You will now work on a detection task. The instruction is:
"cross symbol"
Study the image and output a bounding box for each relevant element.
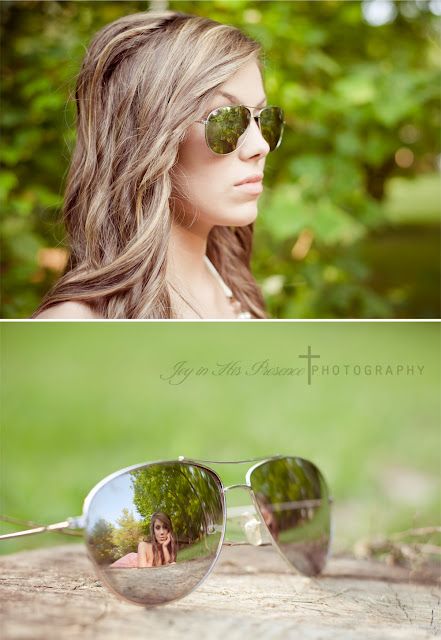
[298,346,320,385]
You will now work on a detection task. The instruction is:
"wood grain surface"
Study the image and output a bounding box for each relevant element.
[0,543,439,640]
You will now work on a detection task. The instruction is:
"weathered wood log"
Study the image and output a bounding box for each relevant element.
[0,543,439,639]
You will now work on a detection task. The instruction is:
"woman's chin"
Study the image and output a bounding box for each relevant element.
[221,205,259,227]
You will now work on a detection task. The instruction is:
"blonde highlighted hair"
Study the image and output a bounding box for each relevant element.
[34,10,267,318]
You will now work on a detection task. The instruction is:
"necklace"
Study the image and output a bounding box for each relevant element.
[167,256,252,319]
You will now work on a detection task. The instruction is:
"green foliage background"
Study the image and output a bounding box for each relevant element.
[1,0,440,317]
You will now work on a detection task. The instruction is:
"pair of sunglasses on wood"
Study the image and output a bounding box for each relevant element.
[196,105,285,155]
[1,455,333,607]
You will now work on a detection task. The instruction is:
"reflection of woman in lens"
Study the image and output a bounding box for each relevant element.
[138,512,177,567]
[33,10,277,320]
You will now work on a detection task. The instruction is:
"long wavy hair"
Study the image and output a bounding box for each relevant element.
[34,10,267,318]
[150,511,177,566]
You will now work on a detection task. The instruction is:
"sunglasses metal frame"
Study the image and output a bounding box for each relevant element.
[0,455,333,607]
[195,105,285,156]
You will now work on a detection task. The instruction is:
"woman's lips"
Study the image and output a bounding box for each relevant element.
[234,180,263,195]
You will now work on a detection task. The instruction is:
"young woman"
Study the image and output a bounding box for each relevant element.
[137,512,177,567]
[33,10,284,319]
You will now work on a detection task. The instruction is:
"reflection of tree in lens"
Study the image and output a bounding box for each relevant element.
[131,463,223,556]
[113,508,144,557]
[207,106,249,154]
[88,508,145,565]
[88,518,117,565]
[252,458,323,530]
[88,508,147,566]
[260,107,283,151]
[251,457,330,576]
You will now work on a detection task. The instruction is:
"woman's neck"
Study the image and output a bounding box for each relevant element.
[167,219,211,292]
[166,219,240,318]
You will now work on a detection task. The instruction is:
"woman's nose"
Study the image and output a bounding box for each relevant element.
[241,116,270,157]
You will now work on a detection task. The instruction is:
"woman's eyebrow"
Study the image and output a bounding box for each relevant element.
[217,90,267,106]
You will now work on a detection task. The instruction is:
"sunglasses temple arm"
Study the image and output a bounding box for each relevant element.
[0,515,84,540]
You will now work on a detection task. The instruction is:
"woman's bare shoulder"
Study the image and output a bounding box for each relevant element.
[34,301,102,320]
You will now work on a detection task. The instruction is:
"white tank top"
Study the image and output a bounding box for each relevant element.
[204,255,252,320]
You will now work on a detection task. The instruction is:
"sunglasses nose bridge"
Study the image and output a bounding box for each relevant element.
[222,482,251,493]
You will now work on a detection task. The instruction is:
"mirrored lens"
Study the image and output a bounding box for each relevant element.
[206,106,250,154]
[84,462,224,605]
[250,457,331,576]
[260,106,284,151]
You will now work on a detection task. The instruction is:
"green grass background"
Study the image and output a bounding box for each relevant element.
[1,322,439,555]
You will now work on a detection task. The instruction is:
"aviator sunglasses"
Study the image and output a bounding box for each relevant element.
[196,104,285,155]
[1,455,333,607]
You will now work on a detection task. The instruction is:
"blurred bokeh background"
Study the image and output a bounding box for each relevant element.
[1,321,440,557]
[1,0,440,318]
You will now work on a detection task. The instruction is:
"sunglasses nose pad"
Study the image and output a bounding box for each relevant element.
[225,487,273,545]
[241,511,273,546]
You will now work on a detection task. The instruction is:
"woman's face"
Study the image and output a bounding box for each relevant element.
[153,518,169,543]
[171,59,270,233]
